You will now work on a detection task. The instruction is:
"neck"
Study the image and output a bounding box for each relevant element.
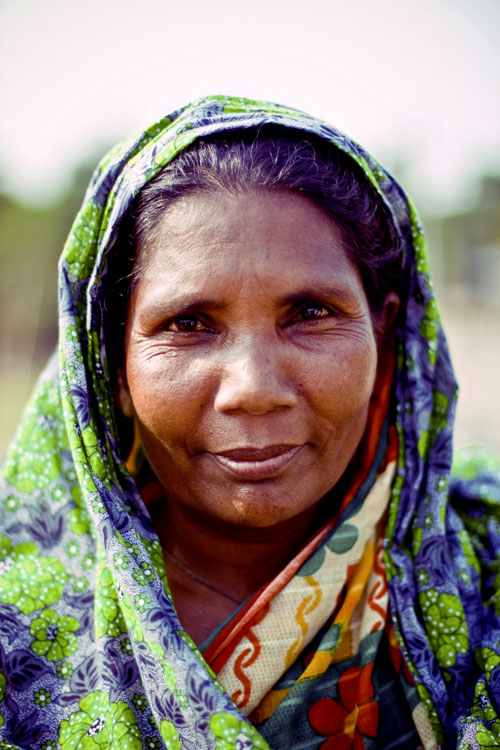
[150,495,323,601]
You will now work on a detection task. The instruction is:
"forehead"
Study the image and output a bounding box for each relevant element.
[136,189,363,293]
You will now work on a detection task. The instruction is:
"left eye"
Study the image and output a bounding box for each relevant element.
[295,304,333,322]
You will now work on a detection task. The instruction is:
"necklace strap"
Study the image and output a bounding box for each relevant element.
[163,548,243,605]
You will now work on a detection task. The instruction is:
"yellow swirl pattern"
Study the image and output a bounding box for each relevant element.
[285,575,322,668]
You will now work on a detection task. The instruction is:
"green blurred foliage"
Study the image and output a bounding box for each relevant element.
[0,161,96,455]
[0,163,96,364]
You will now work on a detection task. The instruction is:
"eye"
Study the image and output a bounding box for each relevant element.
[293,302,335,323]
[164,315,209,333]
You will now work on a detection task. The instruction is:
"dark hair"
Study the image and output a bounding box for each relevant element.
[105,128,401,365]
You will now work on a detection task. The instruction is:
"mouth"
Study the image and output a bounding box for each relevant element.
[207,444,303,480]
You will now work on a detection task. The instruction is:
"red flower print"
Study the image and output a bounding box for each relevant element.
[308,663,378,749]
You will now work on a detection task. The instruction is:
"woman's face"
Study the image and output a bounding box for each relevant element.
[119,189,379,528]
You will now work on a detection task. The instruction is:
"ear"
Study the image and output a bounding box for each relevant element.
[376,291,400,337]
[116,370,134,418]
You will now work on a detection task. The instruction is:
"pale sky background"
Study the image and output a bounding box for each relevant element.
[1,0,499,212]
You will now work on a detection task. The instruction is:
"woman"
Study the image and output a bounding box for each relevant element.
[0,95,499,750]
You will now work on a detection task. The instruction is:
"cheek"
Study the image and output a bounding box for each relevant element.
[127,355,215,438]
[306,338,378,419]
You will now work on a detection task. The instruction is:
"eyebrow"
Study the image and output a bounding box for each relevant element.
[140,283,358,318]
[141,296,226,317]
[279,284,357,306]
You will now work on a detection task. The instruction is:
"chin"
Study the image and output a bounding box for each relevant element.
[207,486,318,530]
[227,507,290,529]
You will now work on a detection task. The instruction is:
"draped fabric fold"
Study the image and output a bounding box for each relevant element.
[0,95,499,750]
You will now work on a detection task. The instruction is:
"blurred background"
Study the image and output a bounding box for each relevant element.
[1,0,499,457]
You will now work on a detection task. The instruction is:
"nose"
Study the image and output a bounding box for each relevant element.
[213,336,298,415]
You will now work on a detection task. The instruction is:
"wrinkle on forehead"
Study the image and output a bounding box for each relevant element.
[134,190,366,310]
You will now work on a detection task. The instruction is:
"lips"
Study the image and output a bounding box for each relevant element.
[207,444,303,480]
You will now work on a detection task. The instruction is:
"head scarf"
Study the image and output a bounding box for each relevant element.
[1,95,499,750]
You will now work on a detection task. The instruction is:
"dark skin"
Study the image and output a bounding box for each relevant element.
[118,189,399,645]
[149,498,322,644]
